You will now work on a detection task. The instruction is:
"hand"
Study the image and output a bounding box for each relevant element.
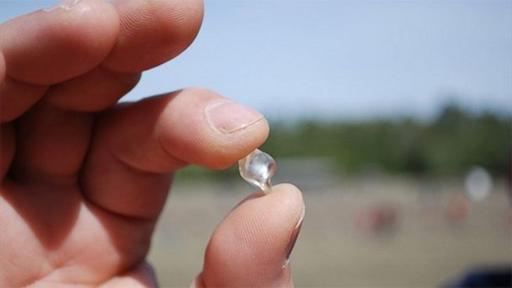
[0,0,305,287]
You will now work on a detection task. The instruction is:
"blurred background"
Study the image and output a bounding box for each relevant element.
[2,1,511,287]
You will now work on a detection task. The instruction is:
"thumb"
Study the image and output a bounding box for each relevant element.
[193,184,305,288]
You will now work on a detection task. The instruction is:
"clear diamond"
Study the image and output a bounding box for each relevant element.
[238,149,277,193]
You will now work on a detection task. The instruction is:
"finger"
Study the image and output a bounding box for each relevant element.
[0,77,47,123]
[44,67,141,112]
[11,102,94,185]
[0,35,46,124]
[83,88,269,219]
[41,0,204,111]
[102,0,203,72]
[0,0,119,85]
[0,0,119,122]
[0,51,43,123]
[196,184,305,288]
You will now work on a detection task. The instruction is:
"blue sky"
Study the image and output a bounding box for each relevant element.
[1,1,511,121]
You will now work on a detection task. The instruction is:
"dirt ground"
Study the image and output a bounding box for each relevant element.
[148,177,512,287]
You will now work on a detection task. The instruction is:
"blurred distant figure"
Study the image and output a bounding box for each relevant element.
[354,203,400,237]
[445,193,470,225]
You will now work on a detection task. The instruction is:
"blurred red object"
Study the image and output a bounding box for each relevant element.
[445,193,470,224]
[354,203,400,236]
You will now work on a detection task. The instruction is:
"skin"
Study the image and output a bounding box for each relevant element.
[0,0,305,287]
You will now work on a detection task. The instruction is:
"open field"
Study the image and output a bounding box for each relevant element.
[148,178,511,287]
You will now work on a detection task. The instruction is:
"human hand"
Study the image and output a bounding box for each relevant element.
[0,0,305,287]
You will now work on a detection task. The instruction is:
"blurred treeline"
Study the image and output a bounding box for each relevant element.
[178,105,511,180]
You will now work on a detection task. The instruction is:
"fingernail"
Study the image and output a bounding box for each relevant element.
[205,100,264,134]
[44,0,82,12]
[284,206,305,267]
